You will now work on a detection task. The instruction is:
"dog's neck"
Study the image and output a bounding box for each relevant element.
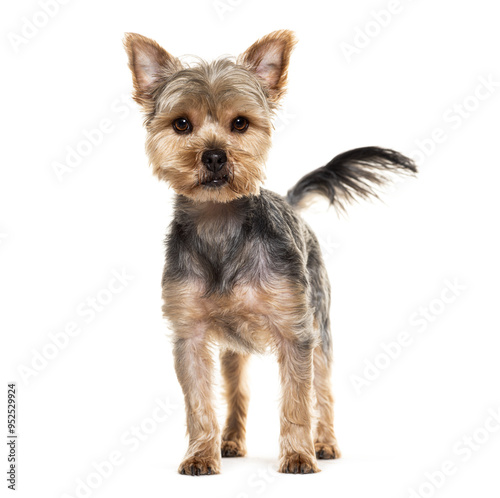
[174,194,250,244]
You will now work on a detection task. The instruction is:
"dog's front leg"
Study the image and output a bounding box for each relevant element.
[173,330,221,476]
[277,337,319,474]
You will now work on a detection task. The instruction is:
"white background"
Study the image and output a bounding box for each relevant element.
[2,0,500,497]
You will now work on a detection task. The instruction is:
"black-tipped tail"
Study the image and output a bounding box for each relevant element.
[286,147,417,212]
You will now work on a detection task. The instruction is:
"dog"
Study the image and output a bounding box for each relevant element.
[124,29,416,475]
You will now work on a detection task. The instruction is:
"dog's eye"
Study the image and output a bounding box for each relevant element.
[232,117,249,133]
[172,118,192,134]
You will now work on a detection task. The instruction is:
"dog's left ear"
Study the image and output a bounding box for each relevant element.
[238,29,297,102]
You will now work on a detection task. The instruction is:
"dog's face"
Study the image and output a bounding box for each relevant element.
[124,30,296,203]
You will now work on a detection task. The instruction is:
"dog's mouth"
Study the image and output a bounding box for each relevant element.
[201,175,229,188]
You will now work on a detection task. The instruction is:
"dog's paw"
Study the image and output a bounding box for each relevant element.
[315,441,341,460]
[178,455,220,476]
[279,453,319,474]
[221,439,246,457]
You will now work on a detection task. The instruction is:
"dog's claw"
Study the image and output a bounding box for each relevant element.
[279,453,319,474]
[178,456,220,476]
[221,439,246,457]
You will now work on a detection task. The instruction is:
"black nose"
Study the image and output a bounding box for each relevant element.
[202,149,227,172]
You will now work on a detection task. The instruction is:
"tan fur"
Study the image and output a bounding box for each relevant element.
[123,31,292,204]
[163,274,326,473]
[146,80,271,203]
[162,277,316,354]
[237,29,297,102]
[173,333,221,475]
[123,33,183,117]
[313,346,341,459]
[277,338,319,473]
[220,350,250,457]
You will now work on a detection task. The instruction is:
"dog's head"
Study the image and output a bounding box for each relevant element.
[124,30,296,203]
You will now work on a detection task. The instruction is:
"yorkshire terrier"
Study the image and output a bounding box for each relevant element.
[124,30,416,475]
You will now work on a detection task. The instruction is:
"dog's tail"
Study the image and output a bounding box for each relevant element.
[286,146,417,212]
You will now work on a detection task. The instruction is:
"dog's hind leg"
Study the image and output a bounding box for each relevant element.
[220,349,250,457]
[313,344,341,459]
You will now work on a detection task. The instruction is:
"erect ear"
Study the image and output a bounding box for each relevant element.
[237,29,297,102]
[123,33,182,112]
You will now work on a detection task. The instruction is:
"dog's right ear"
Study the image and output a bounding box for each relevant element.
[123,33,182,115]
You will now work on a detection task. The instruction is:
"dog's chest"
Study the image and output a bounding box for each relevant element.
[198,280,283,353]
